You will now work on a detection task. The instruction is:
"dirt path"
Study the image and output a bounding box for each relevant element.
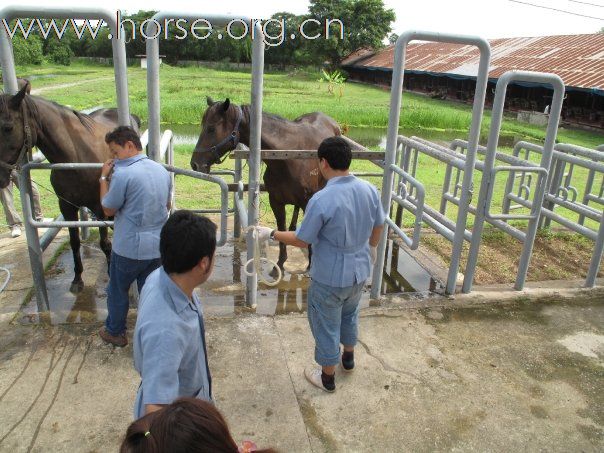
[30,77,114,95]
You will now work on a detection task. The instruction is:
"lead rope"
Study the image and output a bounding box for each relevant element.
[242,226,282,287]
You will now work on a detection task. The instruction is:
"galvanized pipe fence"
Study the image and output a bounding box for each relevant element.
[1,11,602,311]
[370,31,492,298]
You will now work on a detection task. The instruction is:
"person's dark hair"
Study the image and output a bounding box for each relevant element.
[317,136,352,170]
[105,126,143,151]
[160,210,217,274]
[120,398,279,453]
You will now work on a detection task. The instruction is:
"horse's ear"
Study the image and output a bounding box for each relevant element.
[9,84,28,110]
[222,98,230,112]
[206,96,214,106]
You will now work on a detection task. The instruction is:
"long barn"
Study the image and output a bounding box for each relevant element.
[341,33,604,130]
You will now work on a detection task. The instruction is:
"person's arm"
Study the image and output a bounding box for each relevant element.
[273,230,309,248]
[139,328,185,414]
[145,404,165,415]
[100,181,116,217]
[369,225,384,247]
[100,161,126,217]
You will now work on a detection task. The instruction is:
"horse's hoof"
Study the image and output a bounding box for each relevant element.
[269,266,282,279]
[69,280,84,293]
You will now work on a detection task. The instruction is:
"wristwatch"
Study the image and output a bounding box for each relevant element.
[270,229,276,241]
[99,176,108,182]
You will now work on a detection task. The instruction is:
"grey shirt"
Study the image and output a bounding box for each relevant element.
[133,267,212,419]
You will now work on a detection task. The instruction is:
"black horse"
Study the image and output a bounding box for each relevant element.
[0,83,140,292]
[190,97,342,271]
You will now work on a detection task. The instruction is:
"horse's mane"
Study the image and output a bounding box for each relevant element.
[0,93,95,133]
[241,104,292,124]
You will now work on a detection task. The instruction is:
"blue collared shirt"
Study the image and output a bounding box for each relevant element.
[133,267,212,419]
[296,175,386,288]
[101,154,171,260]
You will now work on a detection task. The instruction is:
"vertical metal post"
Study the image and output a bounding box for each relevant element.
[461,71,564,293]
[245,23,265,306]
[18,168,49,311]
[234,157,242,238]
[579,168,595,226]
[146,21,161,162]
[586,211,604,287]
[0,26,18,93]
[370,32,491,299]
[80,207,90,240]
[514,75,564,290]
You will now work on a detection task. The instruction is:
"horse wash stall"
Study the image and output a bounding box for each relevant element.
[1,9,603,313]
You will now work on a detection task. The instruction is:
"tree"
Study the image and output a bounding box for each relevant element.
[11,34,44,65]
[307,0,395,65]
[45,38,73,65]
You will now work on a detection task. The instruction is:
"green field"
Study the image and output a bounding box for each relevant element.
[4,61,604,233]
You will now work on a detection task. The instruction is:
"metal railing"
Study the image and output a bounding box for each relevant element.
[19,128,232,311]
[370,31,492,298]
[499,141,604,287]
[146,11,265,306]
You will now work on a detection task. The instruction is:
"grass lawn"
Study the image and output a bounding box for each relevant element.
[4,62,604,268]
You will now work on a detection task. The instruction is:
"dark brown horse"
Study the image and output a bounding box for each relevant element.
[190,97,341,271]
[0,83,140,292]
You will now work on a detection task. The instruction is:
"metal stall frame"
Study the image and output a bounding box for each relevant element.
[0,6,130,124]
[0,6,132,312]
[19,158,230,311]
[500,141,604,287]
[370,31,491,298]
[462,71,565,292]
[146,13,264,306]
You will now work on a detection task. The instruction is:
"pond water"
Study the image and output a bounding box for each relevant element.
[149,123,520,150]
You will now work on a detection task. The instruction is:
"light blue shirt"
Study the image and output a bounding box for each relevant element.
[133,267,212,419]
[102,154,171,260]
[296,175,386,288]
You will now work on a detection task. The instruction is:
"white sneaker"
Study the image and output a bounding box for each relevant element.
[10,225,21,238]
[304,366,335,393]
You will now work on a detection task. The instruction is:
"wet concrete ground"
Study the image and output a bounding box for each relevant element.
[1,232,603,452]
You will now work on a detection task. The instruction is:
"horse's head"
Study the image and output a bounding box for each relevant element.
[0,83,32,188]
[191,97,243,174]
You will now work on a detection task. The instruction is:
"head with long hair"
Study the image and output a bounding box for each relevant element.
[120,398,277,453]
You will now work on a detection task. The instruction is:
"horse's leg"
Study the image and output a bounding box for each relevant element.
[288,206,299,231]
[99,226,112,270]
[60,200,84,293]
[290,205,312,272]
[268,193,287,275]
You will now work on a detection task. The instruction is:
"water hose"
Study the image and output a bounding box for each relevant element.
[243,226,282,287]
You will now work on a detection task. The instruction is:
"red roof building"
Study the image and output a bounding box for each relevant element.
[342,34,604,128]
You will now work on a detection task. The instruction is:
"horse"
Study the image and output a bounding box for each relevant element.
[0,82,140,292]
[190,97,341,272]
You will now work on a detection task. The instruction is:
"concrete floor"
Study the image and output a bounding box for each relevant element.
[0,233,603,452]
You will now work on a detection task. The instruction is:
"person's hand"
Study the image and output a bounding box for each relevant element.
[370,245,377,265]
[101,159,115,178]
[255,226,273,243]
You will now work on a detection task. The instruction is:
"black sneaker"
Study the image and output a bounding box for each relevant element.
[341,350,354,373]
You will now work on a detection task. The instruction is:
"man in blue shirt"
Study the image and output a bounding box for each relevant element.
[98,126,171,347]
[258,136,385,392]
[133,210,215,418]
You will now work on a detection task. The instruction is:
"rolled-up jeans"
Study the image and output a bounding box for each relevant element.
[1,170,42,227]
[105,252,161,336]
[307,279,365,367]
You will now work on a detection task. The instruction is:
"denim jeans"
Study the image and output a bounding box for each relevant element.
[307,279,365,367]
[105,252,161,336]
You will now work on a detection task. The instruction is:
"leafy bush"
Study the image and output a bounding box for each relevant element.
[11,35,43,65]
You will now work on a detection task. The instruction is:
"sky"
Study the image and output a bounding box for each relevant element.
[11,0,604,39]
